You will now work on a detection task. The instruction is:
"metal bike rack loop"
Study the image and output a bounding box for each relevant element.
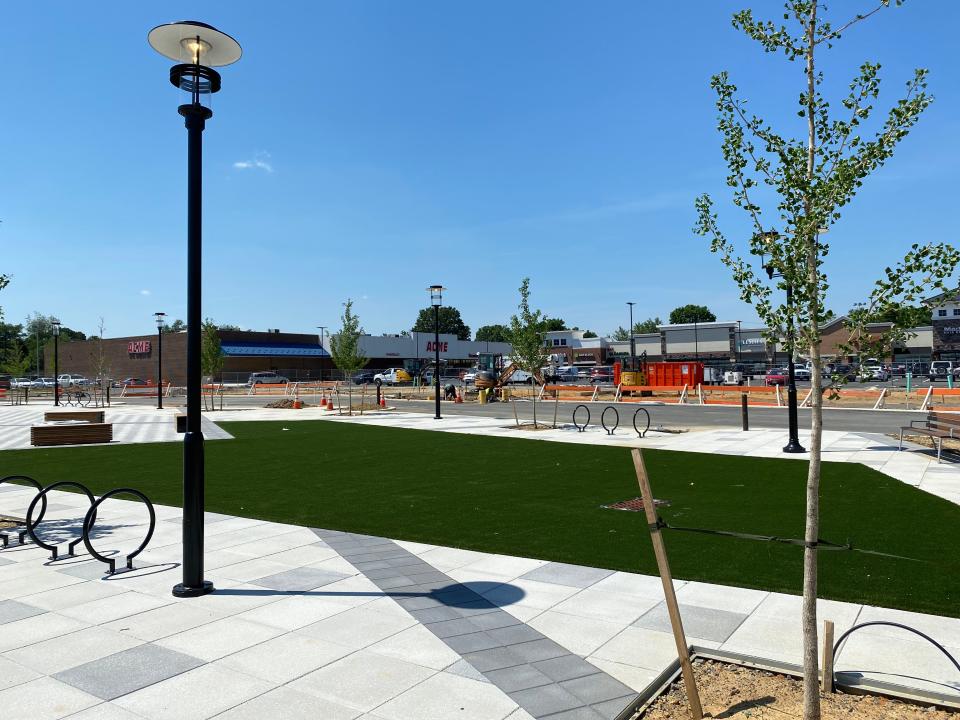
[25,481,97,561]
[82,488,156,575]
[0,475,48,548]
[572,404,590,432]
[601,406,619,436]
[632,407,651,438]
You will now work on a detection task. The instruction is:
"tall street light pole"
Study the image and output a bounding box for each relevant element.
[736,320,742,364]
[155,312,166,409]
[149,20,242,598]
[52,320,61,406]
[428,285,445,420]
[627,301,636,371]
[317,326,327,382]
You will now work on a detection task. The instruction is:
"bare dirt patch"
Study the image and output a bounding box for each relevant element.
[637,660,955,719]
[264,399,313,409]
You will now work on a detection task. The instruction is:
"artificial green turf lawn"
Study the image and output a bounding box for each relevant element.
[4,420,958,617]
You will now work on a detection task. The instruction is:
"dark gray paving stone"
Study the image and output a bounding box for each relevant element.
[542,708,606,719]
[508,639,570,664]
[54,644,204,700]
[452,600,501,617]
[395,596,448,612]
[519,562,614,589]
[508,684,585,717]
[461,646,526,672]
[484,664,553,693]
[250,567,348,592]
[445,631,503,654]
[425,617,482,639]
[0,599,46,624]
[533,655,602,682]
[363,567,415,580]
[560,673,636,704]
[311,528,349,540]
[56,561,109,580]
[486,623,543,646]
[350,560,395,571]
[462,610,520,632]
[634,602,748,643]
[375,576,419,590]
[404,570,452,584]
[591,695,639,718]
[410,606,464,623]
[382,555,435,569]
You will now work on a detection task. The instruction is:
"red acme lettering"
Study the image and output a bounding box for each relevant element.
[128,340,152,354]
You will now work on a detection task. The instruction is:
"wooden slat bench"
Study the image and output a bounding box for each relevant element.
[43,410,105,423]
[899,412,960,463]
[30,423,113,447]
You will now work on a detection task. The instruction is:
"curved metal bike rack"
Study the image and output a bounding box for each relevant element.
[632,407,651,438]
[572,404,590,432]
[601,406,619,436]
[25,481,97,561]
[82,488,156,575]
[0,475,48,548]
[832,621,960,688]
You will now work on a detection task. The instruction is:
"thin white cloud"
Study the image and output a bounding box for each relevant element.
[140,289,151,296]
[233,151,274,174]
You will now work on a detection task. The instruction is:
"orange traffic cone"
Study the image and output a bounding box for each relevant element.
[380,395,386,408]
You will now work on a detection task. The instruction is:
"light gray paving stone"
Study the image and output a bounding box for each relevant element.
[164,511,233,524]
[53,644,204,700]
[214,685,359,720]
[0,556,13,566]
[443,658,490,684]
[0,599,46,624]
[56,561,111,580]
[249,566,349,592]
[634,602,747,643]
[519,563,615,589]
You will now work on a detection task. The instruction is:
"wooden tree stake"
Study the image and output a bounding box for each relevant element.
[632,449,703,720]
[822,620,835,693]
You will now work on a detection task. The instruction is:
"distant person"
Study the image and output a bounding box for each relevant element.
[444,383,457,400]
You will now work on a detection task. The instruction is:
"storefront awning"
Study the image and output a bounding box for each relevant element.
[220,343,329,358]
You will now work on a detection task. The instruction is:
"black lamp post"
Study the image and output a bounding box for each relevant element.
[149,20,241,598]
[155,312,166,409]
[627,301,636,371]
[761,231,805,454]
[736,320,742,364]
[317,326,327,382]
[428,285,445,419]
[52,320,60,406]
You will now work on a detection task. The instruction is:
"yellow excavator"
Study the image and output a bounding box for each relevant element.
[474,353,542,390]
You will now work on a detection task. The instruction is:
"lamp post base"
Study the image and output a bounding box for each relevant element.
[782,439,807,454]
[172,580,214,598]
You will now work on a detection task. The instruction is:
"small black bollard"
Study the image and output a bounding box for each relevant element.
[741,393,749,431]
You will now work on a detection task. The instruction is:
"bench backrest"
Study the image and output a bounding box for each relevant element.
[928,412,960,429]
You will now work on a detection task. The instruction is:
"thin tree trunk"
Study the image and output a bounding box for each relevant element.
[802,3,822,719]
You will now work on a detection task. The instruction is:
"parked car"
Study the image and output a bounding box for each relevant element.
[12,377,35,388]
[0,374,11,390]
[764,368,787,386]
[373,368,412,385]
[507,368,534,384]
[461,370,477,384]
[930,361,954,381]
[120,377,149,386]
[31,377,55,388]
[542,366,579,383]
[722,370,744,386]
[907,362,930,377]
[246,372,289,386]
[861,365,889,382]
[831,364,857,382]
[793,367,812,381]
[589,366,614,385]
[352,371,376,385]
[58,373,90,387]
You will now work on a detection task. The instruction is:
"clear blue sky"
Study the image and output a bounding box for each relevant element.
[2,1,956,338]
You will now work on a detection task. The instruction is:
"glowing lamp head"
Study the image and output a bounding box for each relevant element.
[428,285,445,307]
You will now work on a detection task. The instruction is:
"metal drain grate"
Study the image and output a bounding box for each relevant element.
[602,497,670,512]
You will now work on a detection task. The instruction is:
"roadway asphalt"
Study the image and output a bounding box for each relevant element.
[120,393,924,434]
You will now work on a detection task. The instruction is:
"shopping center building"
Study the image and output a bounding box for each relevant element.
[47,329,511,385]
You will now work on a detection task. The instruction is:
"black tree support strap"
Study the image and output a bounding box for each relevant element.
[652,516,927,563]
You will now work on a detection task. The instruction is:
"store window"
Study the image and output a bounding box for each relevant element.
[939,309,948,317]
[953,309,960,316]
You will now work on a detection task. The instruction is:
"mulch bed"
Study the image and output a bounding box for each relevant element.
[637,659,955,719]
